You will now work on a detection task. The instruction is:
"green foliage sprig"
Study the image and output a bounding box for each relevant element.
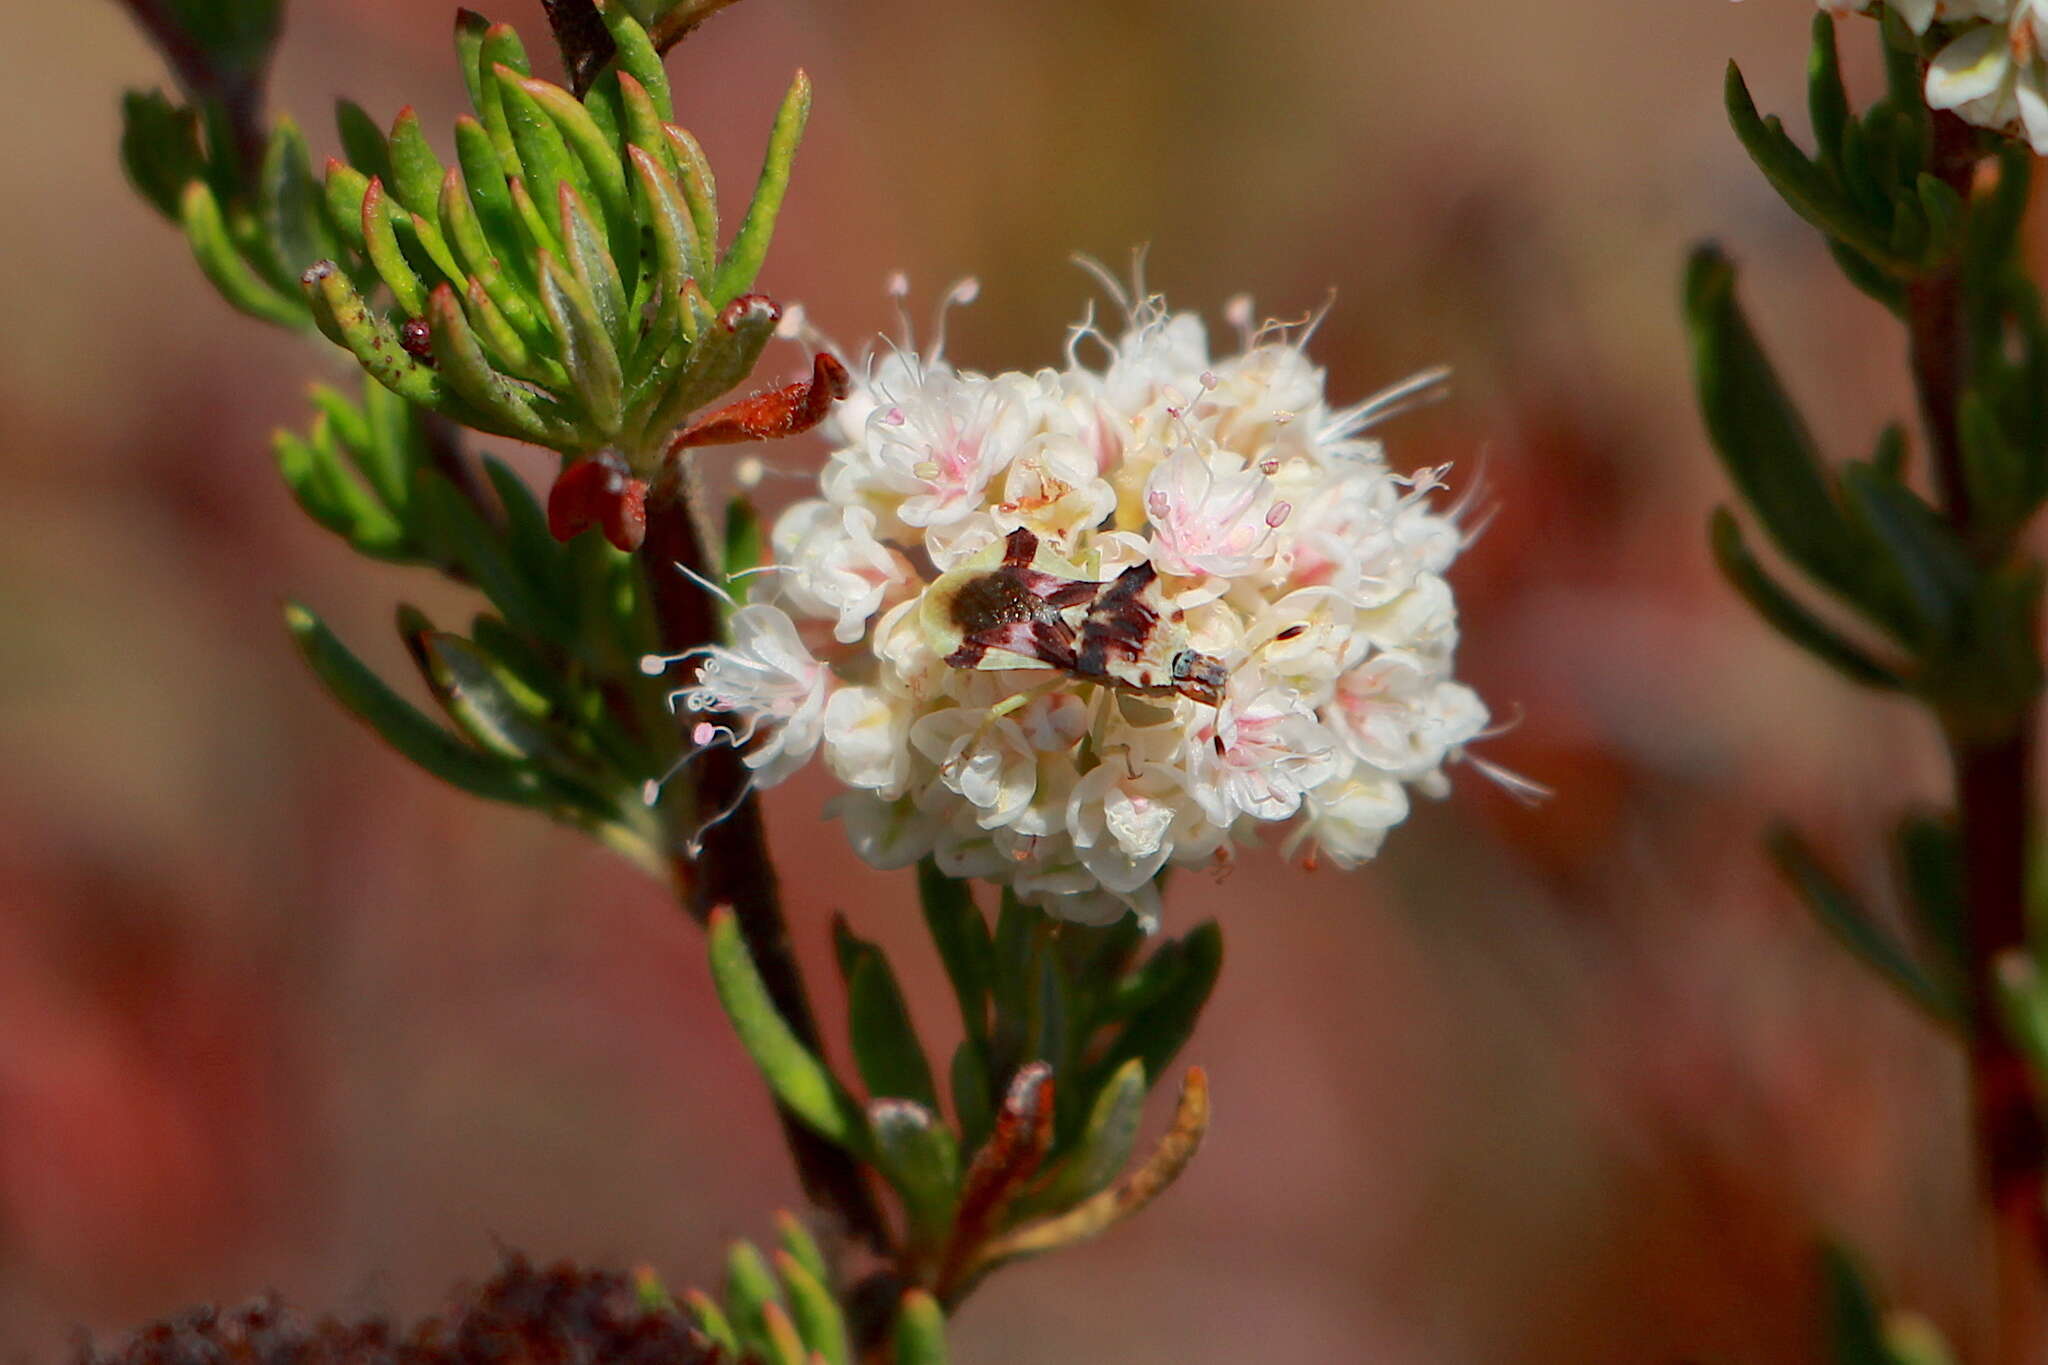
[1694,9,2048,1358]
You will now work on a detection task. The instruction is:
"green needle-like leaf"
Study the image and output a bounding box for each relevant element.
[1822,1244,1894,1365]
[891,1291,949,1365]
[869,1100,963,1254]
[597,0,674,121]
[1724,63,1906,269]
[260,118,340,285]
[121,90,205,219]
[684,1290,739,1357]
[285,603,544,806]
[1087,921,1221,1092]
[1709,509,1905,690]
[361,177,429,316]
[1685,246,1866,607]
[772,1251,849,1365]
[919,860,994,1049]
[387,108,448,221]
[715,70,810,303]
[180,180,305,328]
[1769,826,1963,1025]
[1808,12,1849,177]
[774,1210,830,1289]
[707,909,872,1154]
[1030,1056,1145,1213]
[274,426,407,557]
[722,1240,783,1361]
[521,76,633,244]
[336,98,393,185]
[835,920,939,1108]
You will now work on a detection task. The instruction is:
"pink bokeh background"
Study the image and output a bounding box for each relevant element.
[0,2,2010,1359]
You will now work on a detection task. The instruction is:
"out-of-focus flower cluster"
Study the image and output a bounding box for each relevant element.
[1818,1,2048,150]
[669,283,1489,926]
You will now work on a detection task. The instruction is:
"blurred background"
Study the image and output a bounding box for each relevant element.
[0,1,2005,1360]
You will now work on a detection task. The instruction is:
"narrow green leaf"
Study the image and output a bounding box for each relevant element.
[1916,173,1964,263]
[596,0,673,121]
[121,90,204,219]
[559,182,629,349]
[1709,509,1905,689]
[387,107,447,221]
[1087,921,1222,1091]
[335,98,392,183]
[772,1251,849,1365]
[1839,462,1976,646]
[707,909,872,1154]
[1724,63,1905,268]
[1808,12,1849,176]
[404,625,560,764]
[1829,240,1907,315]
[538,249,626,437]
[521,75,633,246]
[919,860,994,1048]
[891,1291,948,1365]
[684,1290,739,1356]
[274,426,407,556]
[452,115,533,283]
[665,125,720,269]
[629,142,702,313]
[259,117,339,284]
[950,1039,993,1157]
[180,180,305,328]
[476,23,532,171]
[773,1210,830,1290]
[715,69,810,302]
[284,603,543,806]
[869,1100,962,1254]
[426,284,559,444]
[643,292,778,439]
[360,177,428,316]
[1033,1056,1145,1210]
[1769,826,1962,1024]
[723,1240,783,1360]
[1822,1243,1893,1365]
[454,9,491,114]
[412,470,572,642]
[1685,245,1863,603]
[1896,813,1965,986]
[834,920,939,1108]
[494,66,588,236]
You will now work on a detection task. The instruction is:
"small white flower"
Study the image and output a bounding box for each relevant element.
[1144,446,1287,579]
[1184,675,1341,826]
[682,604,829,785]
[773,501,909,644]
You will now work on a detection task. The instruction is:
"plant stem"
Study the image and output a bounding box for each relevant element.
[1913,109,2047,1365]
[637,470,893,1257]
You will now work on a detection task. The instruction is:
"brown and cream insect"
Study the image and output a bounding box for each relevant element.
[919,527,1230,705]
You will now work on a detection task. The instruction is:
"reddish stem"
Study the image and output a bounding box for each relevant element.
[1914,109,2047,1365]
[636,470,892,1257]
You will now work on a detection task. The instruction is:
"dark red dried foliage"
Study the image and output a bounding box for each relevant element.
[547,452,649,552]
[74,1255,718,1365]
[669,353,851,453]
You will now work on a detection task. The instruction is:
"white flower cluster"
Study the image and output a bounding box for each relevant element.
[665,283,1490,927]
[1817,0,2048,150]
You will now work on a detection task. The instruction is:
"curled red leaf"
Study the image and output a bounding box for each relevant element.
[668,352,851,453]
[546,452,648,551]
